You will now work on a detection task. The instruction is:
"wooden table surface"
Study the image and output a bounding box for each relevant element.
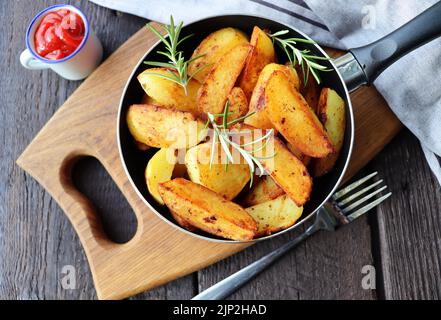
[1,0,440,300]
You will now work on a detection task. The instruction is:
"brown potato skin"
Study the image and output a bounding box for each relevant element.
[198,44,252,117]
[158,178,257,241]
[137,68,200,115]
[245,194,303,237]
[185,142,251,200]
[294,63,320,113]
[286,143,311,166]
[226,87,249,124]
[259,137,312,206]
[312,88,346,177]
[126,104,206,148]
[235,124,312,206]
[244,63,299,130]
[188,27,249,83]
[242,175,285,207]
[239,26,276,100]
[134,98,152,150]
[170,210,198,232]
[264,71,334,158]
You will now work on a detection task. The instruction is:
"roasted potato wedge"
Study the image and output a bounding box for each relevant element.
[264,71,334,157]
[145,148,177,204]
[246,194,303,236]
[260,137,312,206]
[242,175,285,207]
[170,210,198,232]
[226,87,248,124]
[294,63,320,113]
[188,27,249,83]
[185,142,250,200]
[235,125,312,206]
[286,142,311,166]
[244,63,299,130]
[134,96,153,150]
[158,178,257,241]
[239,26,276,99]
[126,104,207,148]
[312,88,346,176]
[198,44,252,117]
[138,68,200,115]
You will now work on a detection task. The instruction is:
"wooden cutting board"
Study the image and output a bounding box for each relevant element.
[16,24,402,300]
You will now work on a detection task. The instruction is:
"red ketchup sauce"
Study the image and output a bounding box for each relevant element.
[34,9,85,60]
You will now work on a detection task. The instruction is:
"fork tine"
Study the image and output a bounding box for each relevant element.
[332,172,378,201]
[341,185,388,213]
[337,180,383,207]
[345,192,392,222]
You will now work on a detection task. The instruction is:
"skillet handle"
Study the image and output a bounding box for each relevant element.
[350,1,441,84]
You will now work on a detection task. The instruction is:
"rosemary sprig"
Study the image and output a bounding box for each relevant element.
[267,30,330,85]
[143,16,209,95]
[205,102,275,187]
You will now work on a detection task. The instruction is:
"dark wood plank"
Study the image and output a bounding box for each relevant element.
[0,0,194,300]
[197,194,377,300]
[2,0,440,301]
[369,130,441,299]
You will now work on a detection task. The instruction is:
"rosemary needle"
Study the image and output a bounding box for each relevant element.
[143,16,208,95]
[206,102,275,187]
[267,30,330,85]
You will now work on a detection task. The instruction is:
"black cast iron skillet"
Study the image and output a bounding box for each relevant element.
[118,2,441,242]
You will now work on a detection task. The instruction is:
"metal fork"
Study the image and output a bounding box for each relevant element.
[192,172,391,300]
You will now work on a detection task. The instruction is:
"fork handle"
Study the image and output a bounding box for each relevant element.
[192,223,319,300]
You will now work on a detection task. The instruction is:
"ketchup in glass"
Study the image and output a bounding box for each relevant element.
[34,9,85,60]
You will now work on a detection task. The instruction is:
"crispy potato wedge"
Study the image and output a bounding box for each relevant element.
[294,63,321,113]
[145,148,177,204]
[170,210,198,232]
[244,63,299,130]
[312,88,346,176]
[138,68,200,115]
[246,194,303,236]
[286,142,311,166]
[242,175,285,207]
[185,142,250,200]
[226,87,248,124]
[234,125,312,206]
[158,178,257,241]
[264,71,334,157]
[275,63,301,91]
[198,44,252,117]
[141,94,183,115]
[133,96,153,150]
[239,26,276,99]
[126,104,207,148]
[188,27,249,83]
[260,137,312,206]
[249,64,300,111]
[243,104,275,131]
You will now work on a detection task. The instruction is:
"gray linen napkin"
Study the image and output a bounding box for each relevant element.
[89,0,441,184]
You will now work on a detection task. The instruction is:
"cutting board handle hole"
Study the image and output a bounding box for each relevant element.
[71,156,138,244]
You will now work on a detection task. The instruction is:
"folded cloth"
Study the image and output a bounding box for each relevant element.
[89,0,441,184]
